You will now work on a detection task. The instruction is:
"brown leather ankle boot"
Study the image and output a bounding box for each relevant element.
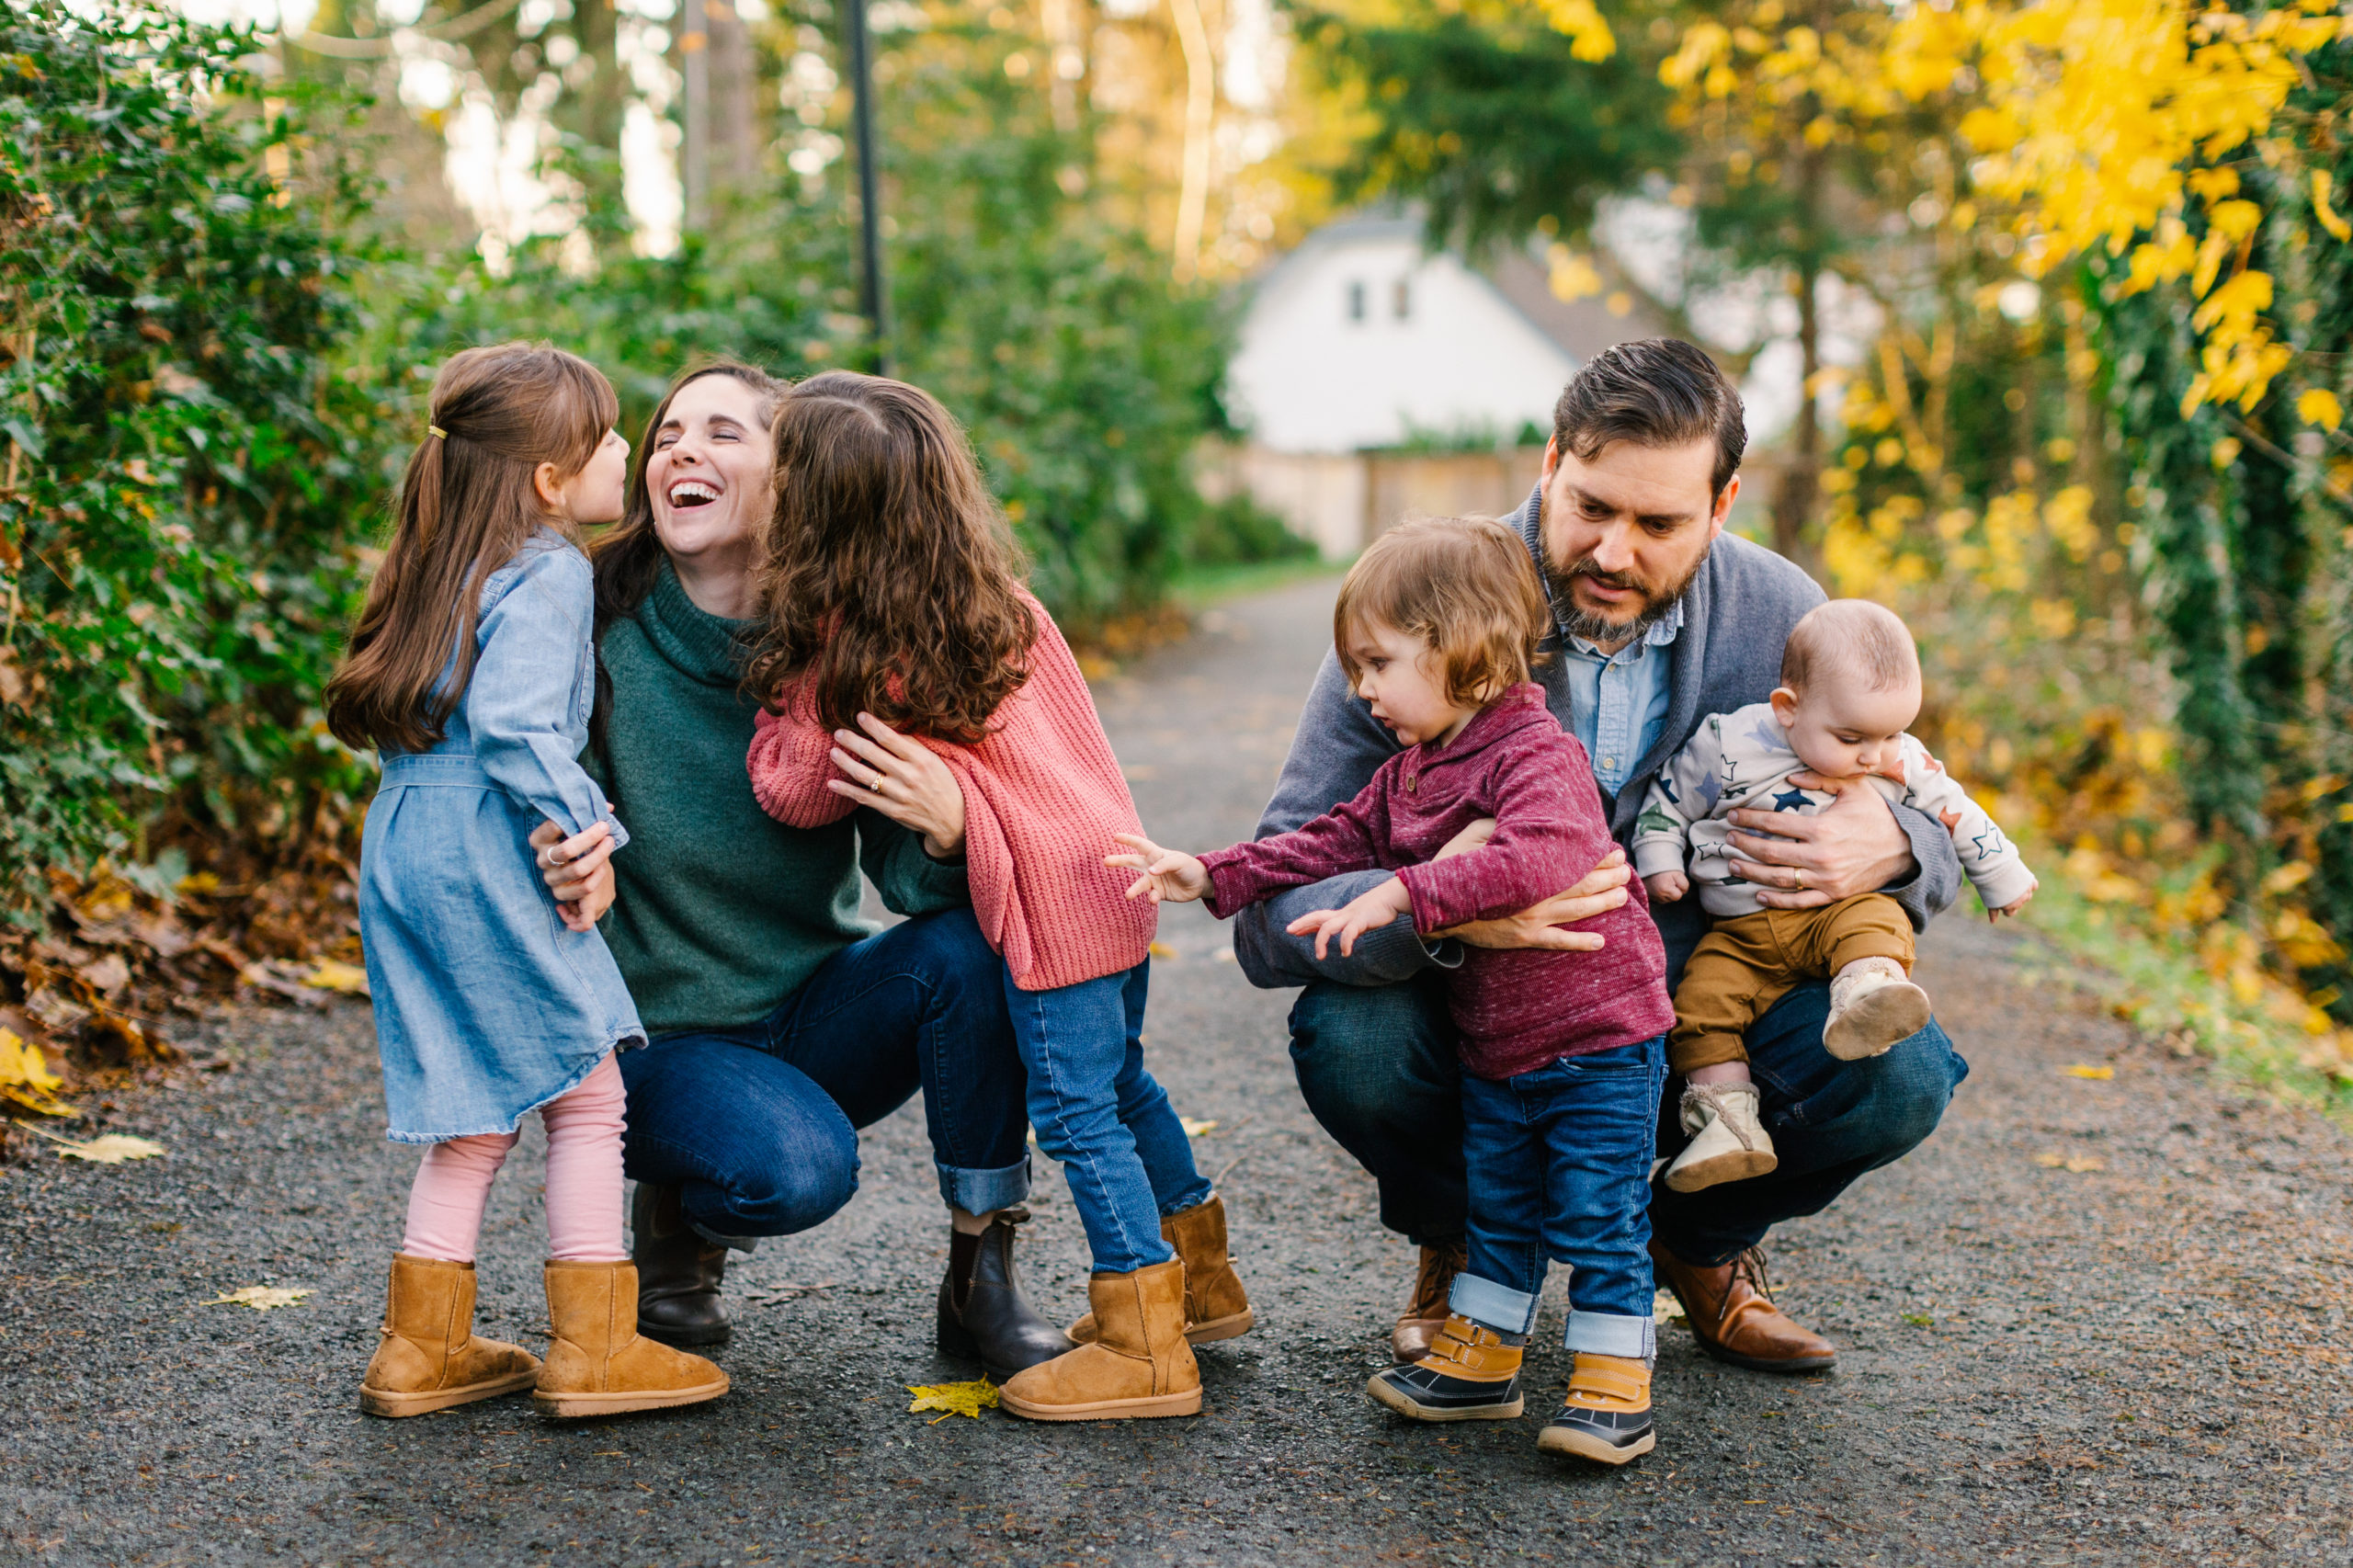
[999,1259,1200,1421]
[937,1207,1071,1380]
[359,1254,540,1418]
[1392,1239,1466,1363]
[1649,1240,1835,1372]
[1067,1194,1255,1347]
[535,1260,731,1418]
[631,1182,732,1348]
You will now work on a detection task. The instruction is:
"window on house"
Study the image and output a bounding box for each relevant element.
[1347,280,1366,323]
[1393,278,1411,320]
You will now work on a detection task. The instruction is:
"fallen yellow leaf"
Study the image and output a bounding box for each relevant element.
[1179,1118,1219,1138]
[206,1286,312,1312]
[1651,1289,1687,1322]
[1148,942,1176,960]
[51,1132,166,1164]
[303,960,371,996]
[905,1379,999,1422]
[2063,1064,2114,1080]
[0,1028,70,1116]
[2033,1153,2106,1173]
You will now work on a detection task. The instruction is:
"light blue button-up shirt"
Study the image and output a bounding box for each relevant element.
[1558,597,1682,801]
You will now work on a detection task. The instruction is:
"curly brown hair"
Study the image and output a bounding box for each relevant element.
[740,371,1036,744]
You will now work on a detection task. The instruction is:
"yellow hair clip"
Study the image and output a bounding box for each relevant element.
[428,425,449,440]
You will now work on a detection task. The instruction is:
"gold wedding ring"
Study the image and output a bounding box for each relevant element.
[1792,869,1805,891]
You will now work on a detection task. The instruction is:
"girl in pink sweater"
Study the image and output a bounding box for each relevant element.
[741,372,1250,1424]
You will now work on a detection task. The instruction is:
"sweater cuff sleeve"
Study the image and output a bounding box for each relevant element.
[1631,839,1685,879]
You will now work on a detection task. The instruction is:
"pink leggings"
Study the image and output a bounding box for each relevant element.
[401,1052,628,1263]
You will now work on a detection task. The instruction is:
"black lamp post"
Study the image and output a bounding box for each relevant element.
[842,0,890,376]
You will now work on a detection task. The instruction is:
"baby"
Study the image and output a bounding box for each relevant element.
[1632,598,2036,1193]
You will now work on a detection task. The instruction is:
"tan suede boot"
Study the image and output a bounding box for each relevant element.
[1067,1194,1255,1346]
[359,1254,541,1418]
[999,1258,1201,1421]
[534,1260,731,1419]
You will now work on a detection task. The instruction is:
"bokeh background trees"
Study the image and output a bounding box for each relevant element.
[6,0,2353,1102]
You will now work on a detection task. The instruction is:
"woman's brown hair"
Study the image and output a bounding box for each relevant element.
[588,359,792,632]
[1333,515,1552,706]
[325,342,618,755]
[740,370,1037,744]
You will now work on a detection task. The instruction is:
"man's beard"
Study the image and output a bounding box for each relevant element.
[1542,547,1703,646]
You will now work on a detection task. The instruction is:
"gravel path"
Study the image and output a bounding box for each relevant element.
[6,574,2351,1566]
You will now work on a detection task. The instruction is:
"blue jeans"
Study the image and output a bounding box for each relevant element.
[1290,975,1966,1265]
[1008,962,1211,1274]
[1451,1037,1665,1358]
[617,908,1032,1246]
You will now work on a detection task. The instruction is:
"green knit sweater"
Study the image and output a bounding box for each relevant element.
[589,562,971,1036]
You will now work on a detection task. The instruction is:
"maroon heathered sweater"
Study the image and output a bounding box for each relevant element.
[1199,684,1673,1081]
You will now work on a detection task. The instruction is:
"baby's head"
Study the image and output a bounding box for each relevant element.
[1333,516,1550,746]
[1772,599,1922,779]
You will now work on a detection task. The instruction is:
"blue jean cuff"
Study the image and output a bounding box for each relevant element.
[688,1222,761,1256]
[1449,1270,1540,1335]
[938,1153,1031,1215]
[1564,1310,1655,1360]
[1156,1178,1215,1219]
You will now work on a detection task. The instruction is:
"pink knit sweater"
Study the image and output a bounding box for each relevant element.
[745,595,1156,993]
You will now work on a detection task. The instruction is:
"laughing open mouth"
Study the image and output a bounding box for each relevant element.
[667,480,721,509]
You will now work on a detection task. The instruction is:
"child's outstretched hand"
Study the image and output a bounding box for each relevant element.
[1285,876,1414,960]
[1643,869,1688,904]
[1108,832,1211,903]
[1990,880,2037,923]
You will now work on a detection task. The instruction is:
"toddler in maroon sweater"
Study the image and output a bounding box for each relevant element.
[1110,517,1675,1467]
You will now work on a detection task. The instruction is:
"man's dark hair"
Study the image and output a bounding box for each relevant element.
[1552,338,1747,497]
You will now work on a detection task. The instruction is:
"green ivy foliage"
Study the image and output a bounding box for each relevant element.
[0,1,387,918]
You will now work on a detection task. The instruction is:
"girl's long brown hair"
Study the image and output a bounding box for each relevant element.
[589,360,792,633]
[325,343,618,755]
[741,371,1036,744]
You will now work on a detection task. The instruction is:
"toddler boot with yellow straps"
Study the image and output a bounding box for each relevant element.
[1537,1352,1656,1464]
[1365,1312,1526,1421]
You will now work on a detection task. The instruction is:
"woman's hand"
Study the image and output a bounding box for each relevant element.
[1108,833,1211,903]
[1437,848,1631,951]
[1723,772,1915,908]
[824,711,967,858]
[1287,876,1414,960]
[530,819,617,933]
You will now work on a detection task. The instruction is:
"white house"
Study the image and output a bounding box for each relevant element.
[1226,214,1581,454]
[1216,214,1670,557]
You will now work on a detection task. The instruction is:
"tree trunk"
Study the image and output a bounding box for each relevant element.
[1771,255,1823,575]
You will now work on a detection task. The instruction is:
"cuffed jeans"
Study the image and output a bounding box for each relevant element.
[617,908,1032,1247]
[1452,1037,1665,1359]
[1289,972,1966,1267]
[1010,961,1211,1275]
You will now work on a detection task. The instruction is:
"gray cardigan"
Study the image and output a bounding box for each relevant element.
[1232,486,1964,992]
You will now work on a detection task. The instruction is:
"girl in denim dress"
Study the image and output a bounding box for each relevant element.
[326,344,725,1422]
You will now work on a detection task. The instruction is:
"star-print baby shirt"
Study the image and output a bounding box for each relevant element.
[1630,700,2037,919]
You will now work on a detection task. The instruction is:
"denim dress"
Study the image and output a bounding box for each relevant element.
[358,532,643,1143]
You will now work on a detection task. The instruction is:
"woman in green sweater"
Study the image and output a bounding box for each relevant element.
[530,363,1066,1380]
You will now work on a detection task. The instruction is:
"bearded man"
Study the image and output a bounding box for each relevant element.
[1233,338,1967,1372]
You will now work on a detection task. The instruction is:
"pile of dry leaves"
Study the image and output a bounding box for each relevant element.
[0,858,366,1162]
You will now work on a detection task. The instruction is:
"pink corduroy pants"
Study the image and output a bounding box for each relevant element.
[399,1051,628,1263]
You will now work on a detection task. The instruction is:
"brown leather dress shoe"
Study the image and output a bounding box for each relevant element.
[1649,1239,1836,1373]
[1392,1239,1467,1363]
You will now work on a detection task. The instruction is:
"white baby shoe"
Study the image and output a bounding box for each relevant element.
[1663,1081,1778,1193]
[1823,965,1933,1061]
